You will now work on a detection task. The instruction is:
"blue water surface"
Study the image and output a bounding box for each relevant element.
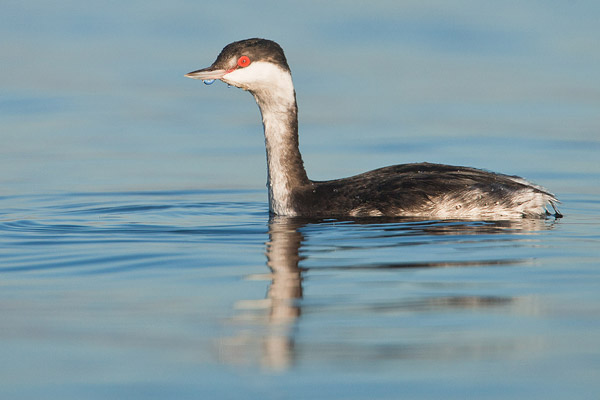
[1,1,600,399]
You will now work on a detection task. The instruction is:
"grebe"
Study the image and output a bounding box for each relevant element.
[186,38,561,219]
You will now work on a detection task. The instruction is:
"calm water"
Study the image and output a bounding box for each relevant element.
[2,1,600,399]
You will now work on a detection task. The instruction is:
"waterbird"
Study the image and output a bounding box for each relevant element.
[185,38,561,219]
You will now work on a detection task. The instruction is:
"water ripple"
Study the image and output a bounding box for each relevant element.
[0,191,269,274]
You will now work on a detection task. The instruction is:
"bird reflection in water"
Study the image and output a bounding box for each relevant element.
[220,216,305,370]
[221,217,558,369]
[259,216,304,369]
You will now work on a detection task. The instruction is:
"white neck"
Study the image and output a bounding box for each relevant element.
[243,63,309,215]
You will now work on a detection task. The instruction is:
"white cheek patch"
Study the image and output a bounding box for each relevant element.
[224,62,294,93]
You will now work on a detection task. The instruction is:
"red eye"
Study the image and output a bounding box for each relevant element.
[237,55,251,67]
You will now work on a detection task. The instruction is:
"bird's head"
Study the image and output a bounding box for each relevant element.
[185,38,292,92]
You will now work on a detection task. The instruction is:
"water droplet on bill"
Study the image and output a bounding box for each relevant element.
[203,79,215,85]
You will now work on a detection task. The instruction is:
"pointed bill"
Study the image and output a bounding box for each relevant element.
[185,67,229,81]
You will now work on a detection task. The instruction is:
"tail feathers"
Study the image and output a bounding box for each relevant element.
[545,198,563,218]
